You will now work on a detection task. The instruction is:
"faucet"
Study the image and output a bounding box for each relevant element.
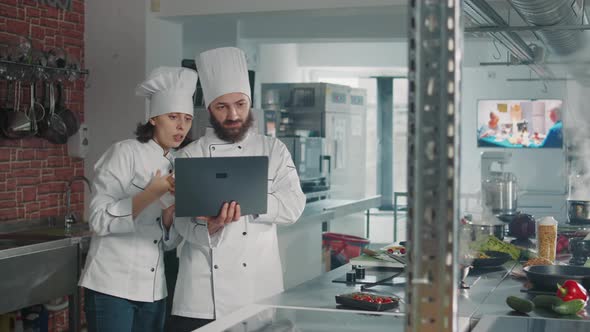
[65,176,92,230]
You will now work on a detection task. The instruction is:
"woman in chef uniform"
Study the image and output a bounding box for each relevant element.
[166,47,306,332]
[79,67,198,332]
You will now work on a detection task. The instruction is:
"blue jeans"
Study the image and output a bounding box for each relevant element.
[84,288,166,332]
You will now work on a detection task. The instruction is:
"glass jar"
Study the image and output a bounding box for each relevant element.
[536,216,558,263]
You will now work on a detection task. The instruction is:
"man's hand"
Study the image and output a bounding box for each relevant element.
[206,222,224,235]
[197,201,241,235]
[162,204,175,230]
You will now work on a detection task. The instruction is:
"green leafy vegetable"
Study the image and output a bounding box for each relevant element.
[471,236,520,260]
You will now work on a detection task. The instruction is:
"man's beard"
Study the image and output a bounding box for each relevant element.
[209,112,254,143]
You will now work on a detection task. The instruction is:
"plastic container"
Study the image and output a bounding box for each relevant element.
[22,305,48,332]
[322,232,370,269]
[537,216,558,263]
[14,311,23,332]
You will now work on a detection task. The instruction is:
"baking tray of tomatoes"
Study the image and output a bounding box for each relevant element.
[335,292,400,311]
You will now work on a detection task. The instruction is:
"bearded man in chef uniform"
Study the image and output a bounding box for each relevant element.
[165,47,306,331]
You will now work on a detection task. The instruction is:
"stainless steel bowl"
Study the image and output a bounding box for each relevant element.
[567,200,590,224]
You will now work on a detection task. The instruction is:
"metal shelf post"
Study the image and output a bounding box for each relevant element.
[406,1,462,331]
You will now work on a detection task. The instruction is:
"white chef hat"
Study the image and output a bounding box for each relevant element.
[136,66,198,122]
[195,47,251,108]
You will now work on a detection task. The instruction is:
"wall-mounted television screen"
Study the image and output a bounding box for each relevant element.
[477,99,563,148]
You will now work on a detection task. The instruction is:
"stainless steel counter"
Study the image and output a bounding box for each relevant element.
[0,236,81,332]
[251,260,590,332]
[0,236,79,260]
[277,196,381,289]
[470,264,590,324]
[295,195,381,226]
[311,195,381,218]
[259,262,516,318]
[472,315,590,332]
[199,262,477,332]
[0,221,91,331]
[260,264,405,314]
[198,306,406,332]
[457,262,518,319]
[296,204,335,226]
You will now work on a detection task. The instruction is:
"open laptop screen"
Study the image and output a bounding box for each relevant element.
[174,156,268,217]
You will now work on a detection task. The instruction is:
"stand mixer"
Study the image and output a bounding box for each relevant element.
[481,151,518,218]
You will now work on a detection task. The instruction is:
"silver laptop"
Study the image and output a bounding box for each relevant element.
[174,156,269,217]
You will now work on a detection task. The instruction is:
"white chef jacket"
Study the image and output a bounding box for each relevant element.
[79,139,177,302]
[170,128,306,319]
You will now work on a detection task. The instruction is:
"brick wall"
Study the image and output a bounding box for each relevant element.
[0,0,85,223]
[0,2,85,330]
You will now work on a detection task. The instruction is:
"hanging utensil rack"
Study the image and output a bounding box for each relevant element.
[0,59,89,83]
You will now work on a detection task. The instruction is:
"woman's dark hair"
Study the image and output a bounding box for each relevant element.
[135,122,194,149]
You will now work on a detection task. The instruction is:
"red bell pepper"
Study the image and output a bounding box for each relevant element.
[556,280,589,303]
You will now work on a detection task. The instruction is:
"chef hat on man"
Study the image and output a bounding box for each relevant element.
[136,66,198,122]
[195,47,250,108]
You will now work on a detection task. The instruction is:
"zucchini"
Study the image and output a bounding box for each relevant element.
[506,296,534,313]
[532,295,563,309]
[552,299,586,315]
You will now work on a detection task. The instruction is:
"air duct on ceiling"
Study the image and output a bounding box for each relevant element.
[510,0,587,56]
[464,0,553,78]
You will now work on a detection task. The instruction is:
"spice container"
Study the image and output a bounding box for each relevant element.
[354,266,366,279]
[537,216,558,263]
[346,271,356,284]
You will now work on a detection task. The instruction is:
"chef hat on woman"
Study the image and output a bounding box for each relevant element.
[136,66,198,122]
[195,47,250,108]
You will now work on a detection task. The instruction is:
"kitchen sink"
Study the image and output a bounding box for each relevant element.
[4,222,92,254]
[0,221,87,331]
[0,233,72,251]
[0,238,40,251]
[16,222,91,237]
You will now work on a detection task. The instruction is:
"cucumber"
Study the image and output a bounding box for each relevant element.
[552,299,586,315]
[532,295,563,309]
[506,296,534,313]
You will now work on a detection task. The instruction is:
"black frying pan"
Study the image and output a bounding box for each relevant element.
[55,82,80,137]
[524,265,590,291]
[472,251,512,268]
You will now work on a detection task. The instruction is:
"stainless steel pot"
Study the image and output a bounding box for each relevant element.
[482,171,518,216]
[462,222,506,241]
[568,200,590,224]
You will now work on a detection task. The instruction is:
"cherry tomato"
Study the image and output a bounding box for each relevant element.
[400,248,406,254]
[382,298,393,303]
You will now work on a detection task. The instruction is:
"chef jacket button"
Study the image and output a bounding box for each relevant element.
[168,169,173,174]
[153,240,158,244]
[238,146,242,149]
[242,232,247,236]
[156,217,161,222]
[211,146,216,151]
[214,265,219,269]
[150,268,155,272]
[243,263,247,267]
